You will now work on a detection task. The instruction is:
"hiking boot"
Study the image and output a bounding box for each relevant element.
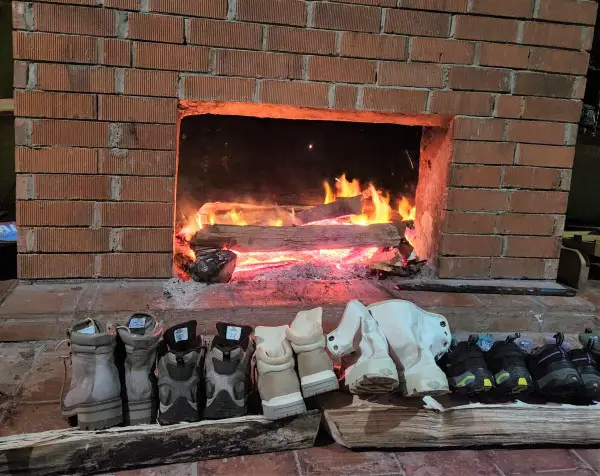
[579,329,600,359]
[569,340,600,400]
[116,313,163,425]
[286,307,338,398]
[527,333,583,399]
[204,323,254,419]
[255,325,306,420]
[157,320,205,425]
[485,334,533,396]
[440,335,494,395]
[60,319,123,430]
[367,299,450,396]
[327,300,398,394]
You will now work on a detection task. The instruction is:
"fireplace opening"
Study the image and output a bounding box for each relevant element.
[174,110,427,283]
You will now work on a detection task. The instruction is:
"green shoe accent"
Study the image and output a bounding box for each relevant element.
[495,371,510,385]
[455,373,476,388]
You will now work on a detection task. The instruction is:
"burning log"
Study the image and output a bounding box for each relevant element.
[294,196,363,224]
[198,202,305,226]
[177,248,237,283]
[192,223,403,252]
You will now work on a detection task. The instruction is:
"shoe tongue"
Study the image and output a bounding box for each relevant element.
[215,322,253,347]
[163,321,198,352]
[74,320,100,335]
[127,313,155,336]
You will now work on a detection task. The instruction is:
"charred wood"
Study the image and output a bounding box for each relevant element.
[192,224,403,252]
[294,196,363,224]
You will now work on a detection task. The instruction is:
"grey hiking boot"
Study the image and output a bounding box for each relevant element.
[116,313,163,425]
[204,323,255,419]
[60,319,123,430]
[157,320,205,425]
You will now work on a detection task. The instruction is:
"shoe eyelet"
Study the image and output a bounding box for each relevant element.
[333,345,339,351]
[328,336,335,342]
[440,321,447,327]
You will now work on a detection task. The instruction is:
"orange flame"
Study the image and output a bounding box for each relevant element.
[398,197,416,221]
[175,172,417,279]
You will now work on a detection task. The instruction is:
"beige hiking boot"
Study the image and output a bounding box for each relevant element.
[286,307,339,398]
[60,319,123,430]
[254,325,306,420]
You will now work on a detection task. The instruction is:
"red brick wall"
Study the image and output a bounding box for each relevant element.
[12,0,597,280]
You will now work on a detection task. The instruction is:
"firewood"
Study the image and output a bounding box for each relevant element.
[185,248,237,283]
[0,411,321,475]
[294,196,363,224]
[192,224,403,252]
[197,202,308,226]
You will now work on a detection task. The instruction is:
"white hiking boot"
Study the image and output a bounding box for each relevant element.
[254,325,306,420]
[367,299,450,397]
[327,300,399,394]
[287,307,339,398]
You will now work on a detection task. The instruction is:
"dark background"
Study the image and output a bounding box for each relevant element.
[176,114,422,219]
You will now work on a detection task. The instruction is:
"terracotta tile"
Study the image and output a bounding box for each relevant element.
[196,451,299,476]
[297,444,400,475]
[395,450,498,476]
[0,283,84,315]
[473,294,541,309]
[489,448,584,474]
[0,343,37,400]
[118,463,193,476]
[77,281,174,312]
[572,449,600,472]
[0,402,69,436]
[20,343,65,402]
[392,290,482,308]
[533,295,595,312]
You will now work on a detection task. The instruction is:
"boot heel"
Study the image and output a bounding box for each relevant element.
[262,392,306,420]
[73,399,123,430]
[124,400,153,425]
[402,361,449,397]
[346,357,399,394]
[301,370,339,398]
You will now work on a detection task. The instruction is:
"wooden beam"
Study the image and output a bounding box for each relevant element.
[192,223,402,252]
[0,411,321,475]
[319,393,600,448]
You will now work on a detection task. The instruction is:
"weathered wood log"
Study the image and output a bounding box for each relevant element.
[294,196,363,224]
[192,223,403,252]
[318,393,600,449]
[186,248,237,283]
[0,411,321,475]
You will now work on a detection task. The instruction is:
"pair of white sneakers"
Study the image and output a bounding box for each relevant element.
[327,299,451,397]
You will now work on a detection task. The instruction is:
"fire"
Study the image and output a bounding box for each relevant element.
[175,172,417,280]
[398,197,416,221]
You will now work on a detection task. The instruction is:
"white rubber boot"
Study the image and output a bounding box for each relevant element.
[327,300,398,394]
[367,299,450,397]
[254,325,306,420]
[286,307,339,398]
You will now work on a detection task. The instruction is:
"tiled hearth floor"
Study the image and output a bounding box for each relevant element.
[3,280,600,474]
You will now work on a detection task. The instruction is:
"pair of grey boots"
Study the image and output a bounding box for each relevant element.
[61,316,253,429]
[156,320,254,425]
[61,314,162,430]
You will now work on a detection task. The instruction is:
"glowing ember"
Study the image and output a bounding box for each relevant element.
[175,173,416,280]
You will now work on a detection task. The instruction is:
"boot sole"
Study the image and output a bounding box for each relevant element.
[262,392,306,420]
[301,370,339,398]
[402,361,449,397]
[158,396,199,425]
[346,357,399,394]
[204,390,246,420]
[123,399,154,426]
[62,398,123,430]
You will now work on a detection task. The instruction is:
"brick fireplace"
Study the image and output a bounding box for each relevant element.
[11,0,596,280]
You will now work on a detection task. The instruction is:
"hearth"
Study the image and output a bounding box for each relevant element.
[174,106,431,282]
